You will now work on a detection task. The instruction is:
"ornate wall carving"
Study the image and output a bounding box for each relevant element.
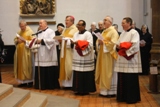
[19,0,56,17]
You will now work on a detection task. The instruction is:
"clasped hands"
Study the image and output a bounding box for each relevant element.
[98,39,103,45]
[17,38,26,44]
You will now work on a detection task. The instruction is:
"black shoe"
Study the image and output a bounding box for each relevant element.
[106,95,116,98]
[99,94,116,98]
[61,87,72,90]
[17,83,28,87]
[127,101,137,104]
[81,92,89,95]
[74,92,81,95]
[27,82,33,87]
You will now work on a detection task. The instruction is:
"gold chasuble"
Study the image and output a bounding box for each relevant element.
[95,26,119,90]
[14,26,34,80]
[59,25,78,81]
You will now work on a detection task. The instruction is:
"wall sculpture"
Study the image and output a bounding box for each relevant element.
[20,0,55,17]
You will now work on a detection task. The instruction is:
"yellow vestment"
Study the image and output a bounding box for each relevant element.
[14,26,34,80]
[95,26,119,90]
[59,25,78,81]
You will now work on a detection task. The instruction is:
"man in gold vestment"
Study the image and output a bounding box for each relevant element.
[59,15,78,89]
[14,20,34,87]
[95,16,119,97]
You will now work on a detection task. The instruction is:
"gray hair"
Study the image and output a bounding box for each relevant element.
[19,20,27,25]
[98,20,103,24]
[142,24,148,29]
[106,16,113,24]
[91,22,96,26]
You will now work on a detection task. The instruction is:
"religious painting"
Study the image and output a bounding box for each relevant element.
[19,0,56,17]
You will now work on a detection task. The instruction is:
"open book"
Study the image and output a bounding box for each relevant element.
[140,40,146,45]
[53,36,64,40]
[16,33,26,41]
[92,32,104,40]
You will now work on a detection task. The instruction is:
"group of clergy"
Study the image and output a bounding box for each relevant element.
[14,16,142,104]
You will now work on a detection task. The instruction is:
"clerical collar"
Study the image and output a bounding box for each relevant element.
[79,29,86,34]
[42,27,48,32]
[126,28,132,32]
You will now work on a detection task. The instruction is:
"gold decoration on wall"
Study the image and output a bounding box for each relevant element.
[26,21,56,25]
[19,0,56,17]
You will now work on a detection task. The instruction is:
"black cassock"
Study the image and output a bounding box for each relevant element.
[140,32,152,75]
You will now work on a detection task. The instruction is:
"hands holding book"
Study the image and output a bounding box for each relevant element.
[17,38,26,44]
[16,33,26,44]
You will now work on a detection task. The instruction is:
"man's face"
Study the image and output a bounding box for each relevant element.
[65,17,73,28]
[98,22,104,30]
[76,21,85,32]
[91,24,96,30]
[39,20,47,30]
[122,19,130,31]
[103,17,111,28]
[19,23,26,31]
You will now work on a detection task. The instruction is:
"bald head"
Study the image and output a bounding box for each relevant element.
[39,19,48,30]
[19,20,27,26]
[19,20,27,31]
[40,19,47,25]
[106,16,113,24]
[103,16,113,28]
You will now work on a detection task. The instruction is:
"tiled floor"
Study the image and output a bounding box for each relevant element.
[0,66,160,107]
